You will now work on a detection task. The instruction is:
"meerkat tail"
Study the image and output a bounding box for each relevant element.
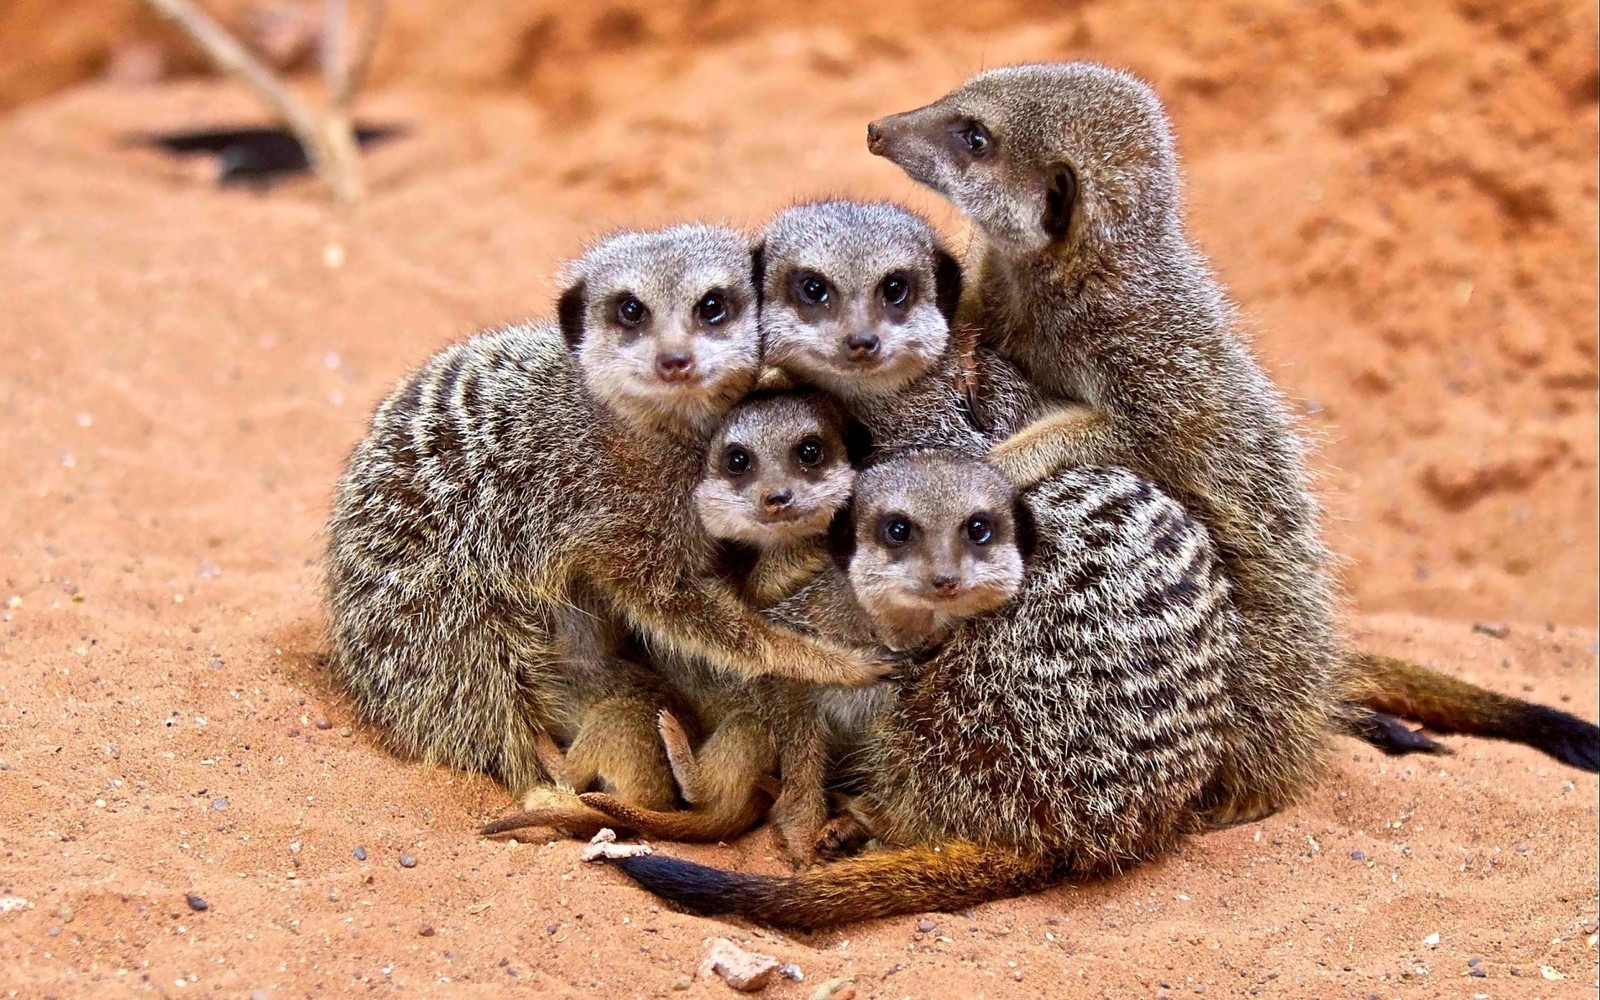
[609,842,1061,929]
[1347,651,1600,773]
[480,785,624,839]
[576,790,770,843]
[1335,703,1448,756]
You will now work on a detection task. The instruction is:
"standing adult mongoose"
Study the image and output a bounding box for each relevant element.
[610,452,1239,926]
[866,63,1598,812]
[326,224,894,816]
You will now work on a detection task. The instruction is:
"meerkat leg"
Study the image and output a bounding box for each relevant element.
[656,709,704,805]
[813,796,877,862]
[565,695,679,812]
[770,728,831,867]
[607,574,891,688]
[985,404,1119,489]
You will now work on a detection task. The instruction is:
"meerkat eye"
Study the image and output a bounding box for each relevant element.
[880,272,912,308]
[723,446,752,476]
[695,292,730,325]
[881,517,913,548]
[957,121,993,158]
[966,514,995,545]
[794,436,825,467]
[615,295,649,327]
[794,272,832,307]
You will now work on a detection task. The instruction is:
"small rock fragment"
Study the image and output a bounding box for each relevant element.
[810,977,857,1000]
[314,717,332,730]
[916,917,936,933]
[1540,965,1565,980]
[671,978,692,991]
[352,846,366,861]
[699,937,779,992]
[1472,622,1510,639]
[185,894,209,912]
[1349,850,1365,861]
[399,853,417,868]
[340,727,353,738]
[211,797,229,811]
[418,924,435,937]
[56,905,74,924]
[580,827,652,862]
[1421,931,1439,947]
[777,963,803,982]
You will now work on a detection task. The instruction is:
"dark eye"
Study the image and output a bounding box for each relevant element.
[616,295,648,327]
[795,436,824,467]
[882,517,912,548]
[960,122,992,157]
[880,272,911,308]
[795,272,831,306]
[696,292,729,325]
[723,446,752,476]
[966,515,994,545]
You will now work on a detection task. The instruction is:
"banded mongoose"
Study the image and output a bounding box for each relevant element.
[611,452,1240,926]
[867,62,1598,807]
[326,224,895,819]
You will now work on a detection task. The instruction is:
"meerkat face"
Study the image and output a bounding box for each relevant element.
[559,224,761,435]
[847,453,1025,631]
[867,63,1178,256]
[693,394,856,547]
[756,201,962,402]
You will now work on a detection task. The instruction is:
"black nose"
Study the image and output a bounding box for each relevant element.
[845,332,880,359]
[762,489,793,513]
[654,351,696,382]
[867,120,885,154]
[930,573,959,594]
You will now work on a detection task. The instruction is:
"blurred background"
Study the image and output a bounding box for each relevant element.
[1,4,1595,995]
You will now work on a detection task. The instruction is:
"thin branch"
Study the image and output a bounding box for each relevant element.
[323,0,347,109]
[341,0,387,110]
[141,0,363,202]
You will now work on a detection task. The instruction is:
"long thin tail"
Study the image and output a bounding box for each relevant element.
[611,841,1060,929]
[1348,651,1600,772]
[577,788,770,843]
[481,786,622,840]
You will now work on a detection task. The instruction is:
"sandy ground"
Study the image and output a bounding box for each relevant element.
[1,1,1597,997]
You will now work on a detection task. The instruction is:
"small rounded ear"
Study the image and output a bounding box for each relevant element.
[933,246,963,323]
[1042,164,1078,239]
[750,241,768,308]
[557,280,587,349]
[827,499,858,570]
[1011,496,1038,565]
[841,416,875,467]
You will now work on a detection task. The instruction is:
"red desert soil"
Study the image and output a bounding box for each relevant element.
[1,2,1596,997]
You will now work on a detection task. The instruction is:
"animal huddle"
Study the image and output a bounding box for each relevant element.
[325,63,1599,929]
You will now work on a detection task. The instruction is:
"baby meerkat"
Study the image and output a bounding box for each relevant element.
[327,224,893,821]
[757,199,1049,455]
[611,453,1240,927]
[867,63,1598,808]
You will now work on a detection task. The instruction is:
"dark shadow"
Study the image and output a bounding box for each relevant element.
[136,124,406,189]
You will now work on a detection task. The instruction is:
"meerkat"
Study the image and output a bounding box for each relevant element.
[326,224,897,823]
[609,452,1241,927]
[491,391,864,845]
[866,63,1598,810]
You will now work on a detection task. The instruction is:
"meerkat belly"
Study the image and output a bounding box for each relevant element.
[864,466,1238,864]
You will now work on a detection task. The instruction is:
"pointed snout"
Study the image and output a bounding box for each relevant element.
[654,350,696,383]
[761,489,793,514]
[844,331,880,360]
[928,572,961,597]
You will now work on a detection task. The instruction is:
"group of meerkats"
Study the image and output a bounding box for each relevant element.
[324,63,1599,928]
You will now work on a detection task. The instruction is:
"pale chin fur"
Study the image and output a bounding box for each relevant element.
[693,476,852,546]
[583,353,754,437]
[764,332,941,402]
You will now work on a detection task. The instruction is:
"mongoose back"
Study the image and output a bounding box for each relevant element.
[868,63,1600,808]
[327,224,892,815]
[612,453,1240,927]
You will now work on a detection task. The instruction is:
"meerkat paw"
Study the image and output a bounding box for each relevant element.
[813,813,874,862]
[770,786,828,868]
[986,403,1107,489]
[656,709,703,804]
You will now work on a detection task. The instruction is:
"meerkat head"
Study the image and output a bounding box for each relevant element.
[559,223,761,435]
[845,452,1028,649]
[693,392,858,547]
[756,200,962,402]
[867,63,1178,259]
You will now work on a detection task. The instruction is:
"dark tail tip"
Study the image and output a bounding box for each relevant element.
[1524,705,1600,773]
[611,854,762,917]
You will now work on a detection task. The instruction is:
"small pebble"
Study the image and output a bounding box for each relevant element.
[1467,957,1482,968]
[56,905,74,924]
[399,853,417,868]
[1469,968,1486,978]
[314,717,332,730]
[699,937,778,992]
[47,926,60,937]
[916,917,936,933]
[671,978,692,991]
[340,727,353,738]
[1422,931,1440,947]
[211,797,229,811]
[778,963,803,982]
[1472,621,1510,639]
[1349,850,1365,860]
[418,924,435,937]
[546,923,559,935]
[185,894,209,912]
[352,846,367,861]
[251,991,269,1000]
